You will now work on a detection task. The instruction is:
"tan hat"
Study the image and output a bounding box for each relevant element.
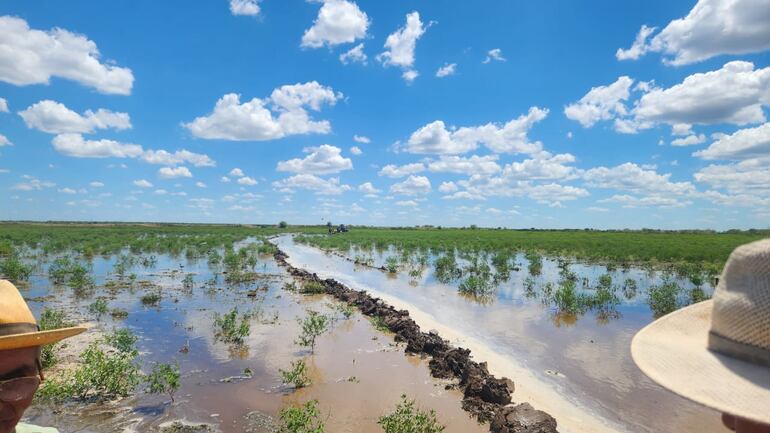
[0,280,86,351]
[631,238,770,424]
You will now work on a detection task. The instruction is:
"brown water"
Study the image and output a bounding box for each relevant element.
[275,235,730,433]
[21,248,485,433]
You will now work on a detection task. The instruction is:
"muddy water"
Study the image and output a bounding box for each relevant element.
[274,235,730,433]
[20,248,485,433]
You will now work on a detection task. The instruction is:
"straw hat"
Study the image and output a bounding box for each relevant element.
[0,280,86,351]
[631,238,770,424]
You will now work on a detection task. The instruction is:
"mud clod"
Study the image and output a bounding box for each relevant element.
[272,247,558,433]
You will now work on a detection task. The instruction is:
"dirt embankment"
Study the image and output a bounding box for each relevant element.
[273,249,558,433]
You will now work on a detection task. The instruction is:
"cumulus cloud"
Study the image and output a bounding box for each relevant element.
[52,133,143,158]
[358,181,380,194]
[353,134,370,143]
[272,174,351,195]
[0,97,7,112]
[184,81,342,141]
[583,163,696,197]
[503,153,579,180]
[377,12,428,81]
[12,176,55,191]
[0,16,133,94]
[89,181,104,187]
[406,107,548,154]
[599,194,691,208]
[301,0,369,48]
[442,191,486,201]
[379,162,425,178]
[0,134,11,146]
[695,158,770,195]
[564,76,633,128]
[695,122,770,160]
[158,166,192,179]
[133,179,153,188]
[616,0,770,65]
[229,168,245,177]
[428,155,501,175]
[237,176,258,186]
[339,43,367,64]
[436,63,456,78]
[19,100,131,134]
[438,181,458,193]
[671,134,706,146]
[390,175,431,195]
[230,0,261,16]
[483,48,506,64]
[277,144,353,175]
[350,146,362,155]
[140,149,215,167]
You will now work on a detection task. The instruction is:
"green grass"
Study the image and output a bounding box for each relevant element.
[378,394,445,433]
[295,227,768,268]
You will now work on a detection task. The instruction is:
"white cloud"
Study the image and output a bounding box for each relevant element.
[230,0,261,16]
[133,179,153,188]
[671,123,693,136]
[302,0,369,48]
[634,61,770,127]
[350,146,362,155]
[379,162,425,178]
[428,155,501,175]
[586,206,609,212]
[617,0,770,65]
[89,181,104,187]
[0,16,133,94]
[221,176,231,183]
[272,174,351,195]
[438,181,458,193]
[195,181,207,188]
[188,198,215,210]
[436,63,456,78]
[483,48,506,64]
[19,100,131,134]
[694,158,770,195]
[583,163,695,196]
[277,144,353,174]
[184,82,342,141]
[358,181,380,194]
[140,149,215,167]
[406,107,548,154]
[58,187,77,194]
[52,133,143,158]
[564,76,633,128]
[339,43,367,65]
[671,134,706,146]
[402,70,419,82]
[442,191,486,201]
[377,11,427,81]
[503,153,579,180]
[237,176,258,186]
[154,189,168,195]
[695,122,770,160]
[158,166,192,179]
[599,194,690,208]
[353,134,370,143]
[390,175,431,195]
[229,168,245,177]
[396,200,418,207]
[0,97,7,112]
[0,134,11,146]
[11,176,55,191]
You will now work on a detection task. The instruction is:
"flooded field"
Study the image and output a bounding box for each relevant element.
[278,234,731,433]
[12,237,484,433]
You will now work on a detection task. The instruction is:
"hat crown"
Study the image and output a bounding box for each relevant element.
[0,280,37,325]
[710,239,770,353]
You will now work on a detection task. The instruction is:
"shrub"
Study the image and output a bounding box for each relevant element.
[105,328,139,355]
[279,221,288,229]
[0,253,32,282]
[552,280,587,314]
[279,359,310,389]
[279,399,324,433]
[88,298,109,319]
[38,308,73,369]
[213,307,251,345]
[385,256,399,274]
[295,310,330,354]
[378,394,445,433]
[648,281,681,318]
[433,255,461,283]
[146,362,181,403]
[141,292,162,306]
[300,280,326,294]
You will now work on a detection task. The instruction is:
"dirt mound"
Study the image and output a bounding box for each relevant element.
[272,249,559,433]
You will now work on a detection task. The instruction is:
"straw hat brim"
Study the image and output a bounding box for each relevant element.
[0,326,87,351]
[631,300,770,424]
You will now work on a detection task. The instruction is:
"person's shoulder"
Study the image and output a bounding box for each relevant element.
[15,422,60,433]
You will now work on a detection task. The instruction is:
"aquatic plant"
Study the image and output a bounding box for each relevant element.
[648,281,681,318]
[377,394,445,433]
[88,298,109,320]
[369,316,390,333]
[525,252,542,277]
[622,278,638,300]
[457,254,493,296]
[385,256,399,274]
[279,399,325,433]
[300,280,326,294]
[295,310,330,354]
[279,359,311,389]
[38,308,73,369]
[213,307,251,345]
[37,329,142,402]
[182,273,195,291]
[141,292,162,306]
[433,254,461,283]
[552,280,588,315]
[0,251,32,282]
[146,362,181,403]
[110,308,129,319]
[105,328,139,354]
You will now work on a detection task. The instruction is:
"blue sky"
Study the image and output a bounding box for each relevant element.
[0,0,769,229]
